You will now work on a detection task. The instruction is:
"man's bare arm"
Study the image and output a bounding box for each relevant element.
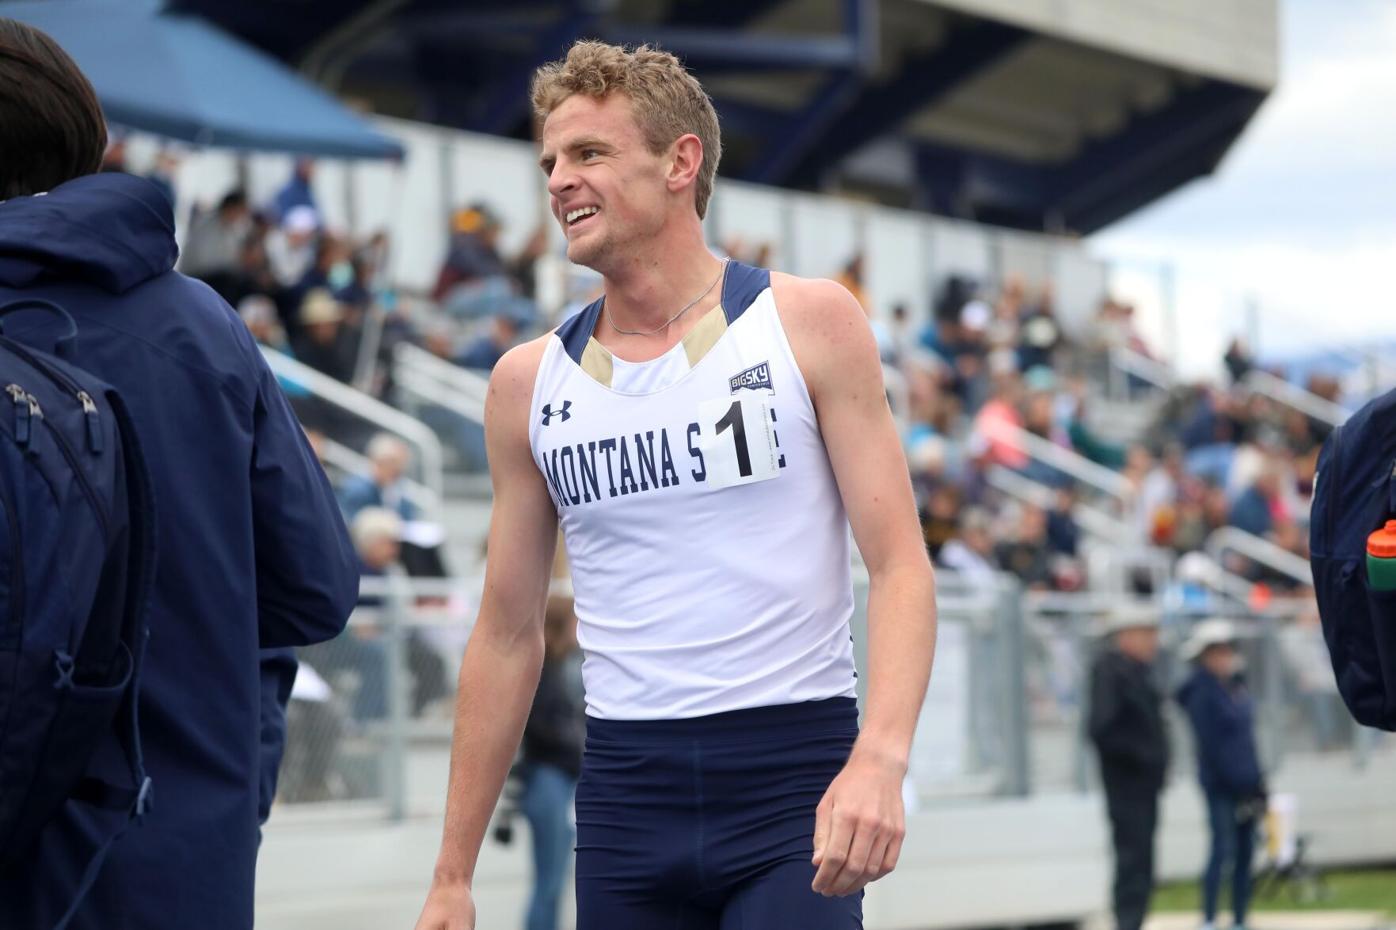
[418,339,558,925]
[775,273,937,896]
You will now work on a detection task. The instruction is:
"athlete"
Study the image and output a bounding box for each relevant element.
[415,40,937,930]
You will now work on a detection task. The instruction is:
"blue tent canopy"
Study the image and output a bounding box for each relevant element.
[1,0,404,160]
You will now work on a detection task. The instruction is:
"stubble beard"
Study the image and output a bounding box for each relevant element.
[567,225,609,272]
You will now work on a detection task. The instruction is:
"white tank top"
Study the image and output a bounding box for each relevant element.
[527,262,857,720]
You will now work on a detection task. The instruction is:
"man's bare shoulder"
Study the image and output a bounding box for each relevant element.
[487,334,553,412]
[768,271,870,344]
[768,271,878,384]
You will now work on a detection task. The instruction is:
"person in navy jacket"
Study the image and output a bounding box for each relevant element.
[1176,619,1267,930]
[0,18,359,929]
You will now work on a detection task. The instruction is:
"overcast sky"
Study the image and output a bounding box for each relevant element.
[1091,0,1396,378]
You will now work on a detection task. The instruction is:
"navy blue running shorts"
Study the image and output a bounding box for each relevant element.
[574,696,863,929]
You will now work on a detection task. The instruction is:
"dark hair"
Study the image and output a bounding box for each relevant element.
[0,18,107,199]
[218,190,248,212]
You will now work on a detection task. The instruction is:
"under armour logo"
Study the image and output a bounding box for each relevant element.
[541,401,572,425]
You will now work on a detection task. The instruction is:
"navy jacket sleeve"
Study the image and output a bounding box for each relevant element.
[249,347,359,646]
[258,648,298,826]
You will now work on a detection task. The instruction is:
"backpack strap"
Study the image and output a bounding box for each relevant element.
[0,298,79,359]
[53,684,153,930]
[52,390,159,930]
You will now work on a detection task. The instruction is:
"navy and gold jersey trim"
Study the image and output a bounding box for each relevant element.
[718,260,770,326]
[555,261,772,373]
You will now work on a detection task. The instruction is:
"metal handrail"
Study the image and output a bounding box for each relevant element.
[1021,591,1162,614]
[985,466,1133,542]
[318,436,441,521]
[394,342,488,423]
[395,341,490,397]
[260,347,445,504]
[394,369,486,425]
[1108,344,1175,398]
[1242,370,1349,427]
[994,423,1133,505]
[1204,526,1313,589]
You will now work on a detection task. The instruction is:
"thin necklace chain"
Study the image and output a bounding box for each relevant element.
[604,258,728,337]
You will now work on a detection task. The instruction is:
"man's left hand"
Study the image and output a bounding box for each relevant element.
[810,751,906,897]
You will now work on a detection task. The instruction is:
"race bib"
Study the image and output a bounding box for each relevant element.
[696,396,782,490]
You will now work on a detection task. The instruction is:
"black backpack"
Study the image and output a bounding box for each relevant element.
[1309,386,1396,731]
[0,299,157,927]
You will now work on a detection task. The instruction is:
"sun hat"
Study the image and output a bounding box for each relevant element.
[1180,618,1238,661]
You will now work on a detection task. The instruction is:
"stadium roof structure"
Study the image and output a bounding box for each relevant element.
[167,0,1278,235]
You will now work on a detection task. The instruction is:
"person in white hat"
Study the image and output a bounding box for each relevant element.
[1087,606,1170,930]
[1176,619,1265,930]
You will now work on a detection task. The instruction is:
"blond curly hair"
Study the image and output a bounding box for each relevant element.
[531,40,721,219]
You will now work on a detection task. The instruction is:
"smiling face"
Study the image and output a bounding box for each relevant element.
[540,93,678,271]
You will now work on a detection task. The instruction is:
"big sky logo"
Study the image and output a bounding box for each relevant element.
[729,361,773,394]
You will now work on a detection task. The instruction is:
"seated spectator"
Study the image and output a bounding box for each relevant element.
[972,371,1028,470]
[918,482,960,561]
[995,503,1054,590]
[456,312,522,372]
[434,203,508,300]
[273,157,318,222]
[1136,444,1185,542]
[354,507,450,718]
[878,301,915,367]
[1017,282,1063,372]
[1223,337,1254,385]
[985,278,1024,360]
[1281,406,1327,458]
[1168,480,1212,554]
[180,189,251,293]
[1047,484,1081,558]
[1022,369,1062,441]
[1122,444,1155,501]
[834,253,870,316]
[267,204,320,290]
[353,504,403,590]
[340,433,420,523]
[240,294,290,352]
[292,289,358,383]
[297,232,363,311]
[938,508,999,585]
[303,507,402,724]
[431,204,540,326]
[1067,393,1128,470]
[221,222,282,313]
[238,294,317,406]
[1229,465,1281,538]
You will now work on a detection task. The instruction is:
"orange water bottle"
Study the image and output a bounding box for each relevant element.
[1367,520,1396,591]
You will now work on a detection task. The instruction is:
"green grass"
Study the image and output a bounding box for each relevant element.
[1152,867,1396,917]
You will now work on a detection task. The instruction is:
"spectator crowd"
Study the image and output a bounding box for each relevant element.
[152,149,1349,807]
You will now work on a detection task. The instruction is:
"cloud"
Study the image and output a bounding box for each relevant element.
[1091,0,1396,376]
